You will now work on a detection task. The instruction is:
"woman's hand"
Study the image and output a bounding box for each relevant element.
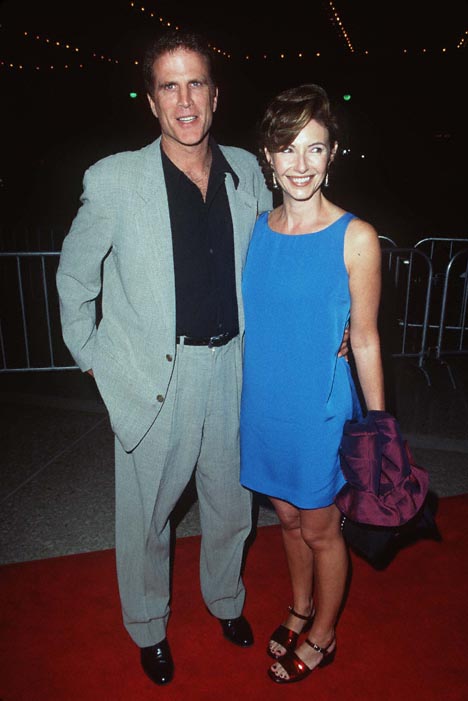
[338,326,350,360]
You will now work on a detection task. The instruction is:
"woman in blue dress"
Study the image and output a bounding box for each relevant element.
[240,84,385,684]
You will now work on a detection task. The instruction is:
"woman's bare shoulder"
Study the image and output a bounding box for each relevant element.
[346,216,380,249]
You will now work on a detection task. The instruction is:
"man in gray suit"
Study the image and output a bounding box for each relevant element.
[56,31,272,685]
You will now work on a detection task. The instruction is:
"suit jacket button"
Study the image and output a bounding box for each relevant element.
[156,394,164,403]
[166,354,173,362]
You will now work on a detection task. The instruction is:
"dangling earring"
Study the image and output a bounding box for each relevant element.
[272,171,279,189]
[324,171,329,188]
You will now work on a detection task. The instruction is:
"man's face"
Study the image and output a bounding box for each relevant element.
[147,48,218,152]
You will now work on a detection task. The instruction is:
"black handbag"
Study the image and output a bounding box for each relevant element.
[340,494,440,569]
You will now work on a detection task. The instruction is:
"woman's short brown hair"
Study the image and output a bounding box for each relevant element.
[257,83,339,188]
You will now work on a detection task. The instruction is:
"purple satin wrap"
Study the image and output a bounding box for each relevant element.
[335,411,429,527]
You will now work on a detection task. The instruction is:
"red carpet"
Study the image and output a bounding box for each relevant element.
[1,494,467,701]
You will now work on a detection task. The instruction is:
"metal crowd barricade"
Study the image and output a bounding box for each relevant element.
[0,251,78,372]
[414,237,468,270]
[378,235,398,247]
[380,247,433,385]
[1,244,465,387]
[435,248,468,387]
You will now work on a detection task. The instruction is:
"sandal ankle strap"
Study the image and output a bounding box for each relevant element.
[288,606,314,622]
[304,638,333,655]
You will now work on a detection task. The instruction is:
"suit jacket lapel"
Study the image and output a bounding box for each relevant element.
[225,172,259,335]
[134,138,176,330]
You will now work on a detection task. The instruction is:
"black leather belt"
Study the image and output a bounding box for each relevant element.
[176,332,238,348]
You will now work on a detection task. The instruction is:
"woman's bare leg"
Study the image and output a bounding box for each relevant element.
[270,503,348,679]
[268,497,315,657]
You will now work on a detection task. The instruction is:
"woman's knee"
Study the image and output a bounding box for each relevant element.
[271,500,301,531]
[300,517,342,550]
[301,529,334,551]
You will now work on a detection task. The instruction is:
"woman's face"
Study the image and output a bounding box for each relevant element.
[266,119,336,201]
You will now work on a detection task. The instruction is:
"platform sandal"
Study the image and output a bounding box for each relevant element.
[268,637,336,684]
[267,606,315,660]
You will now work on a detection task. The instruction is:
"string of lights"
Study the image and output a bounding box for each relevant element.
[325,0,355,54]
[0,29,137,71]
[456,28,468,49]
[128,2,231,58]
[129,0,330,59]
[129,1,180,33]
[22,30,121,64]
[0,2,465,72]
[0,59,85,71]
[128,1,466,60]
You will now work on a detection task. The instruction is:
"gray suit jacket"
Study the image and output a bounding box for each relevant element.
[56,137,272,451]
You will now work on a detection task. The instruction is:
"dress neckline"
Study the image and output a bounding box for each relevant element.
[264,211,349,237]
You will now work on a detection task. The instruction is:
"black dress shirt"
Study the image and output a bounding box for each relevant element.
[162,140,239,338]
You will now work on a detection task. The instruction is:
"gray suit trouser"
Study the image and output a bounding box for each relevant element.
[114,336,253,647]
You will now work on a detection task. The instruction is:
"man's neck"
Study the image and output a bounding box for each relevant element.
[161,135,212,174]
[162,135,213,200]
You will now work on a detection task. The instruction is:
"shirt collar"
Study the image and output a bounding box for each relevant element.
[209,138,239,188]
[160,137,239,189]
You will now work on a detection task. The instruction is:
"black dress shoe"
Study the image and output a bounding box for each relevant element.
[140,638,174,685]
[219,615,254,647]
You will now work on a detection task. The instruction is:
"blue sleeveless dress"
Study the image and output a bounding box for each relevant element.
[240,210,360,509]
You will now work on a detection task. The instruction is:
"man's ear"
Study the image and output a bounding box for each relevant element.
[212,87,219,113]
[147,94,158,119]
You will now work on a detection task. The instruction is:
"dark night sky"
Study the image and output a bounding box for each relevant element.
[1,0,467,243]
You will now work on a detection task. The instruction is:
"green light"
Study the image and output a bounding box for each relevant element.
[343,94,351,102]
[129,92,138,99]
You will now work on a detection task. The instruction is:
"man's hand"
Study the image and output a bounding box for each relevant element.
[337,327,350,360]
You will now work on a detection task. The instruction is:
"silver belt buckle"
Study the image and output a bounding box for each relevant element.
[208,332,228,348]
[208,334,220,348]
